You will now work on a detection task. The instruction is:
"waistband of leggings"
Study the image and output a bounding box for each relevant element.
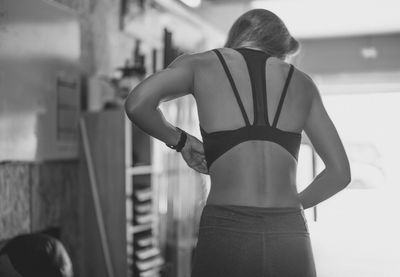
[204,203,303,214]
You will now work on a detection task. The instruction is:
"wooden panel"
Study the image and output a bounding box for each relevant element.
[0,163,30,240]
[30,161,81,276]
[30,161,80,231]
[80,109,127,277]
[30,163,62,231]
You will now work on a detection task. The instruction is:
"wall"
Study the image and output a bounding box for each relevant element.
[0,0,136,276]
[0,0,81,161]
[51,0,138,76]
[0,161,81,274]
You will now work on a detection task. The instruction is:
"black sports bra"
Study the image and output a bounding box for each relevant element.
[200,47,302,170]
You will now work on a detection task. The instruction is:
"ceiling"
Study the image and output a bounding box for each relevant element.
[126,0,400,52]
[190,0,400,39]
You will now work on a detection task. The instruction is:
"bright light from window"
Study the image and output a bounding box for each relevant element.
[250,0,400,38]
[179,0,201,8]
[308,92,400,277]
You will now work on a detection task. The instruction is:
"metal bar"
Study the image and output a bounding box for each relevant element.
[80,118,115,277]
[311,147,318,222]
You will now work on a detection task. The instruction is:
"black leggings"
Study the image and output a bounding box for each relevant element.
[191,204,316,277]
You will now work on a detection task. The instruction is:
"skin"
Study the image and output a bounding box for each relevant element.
[125,45,351,210]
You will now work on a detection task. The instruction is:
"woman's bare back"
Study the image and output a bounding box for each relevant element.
[193,48,313,208]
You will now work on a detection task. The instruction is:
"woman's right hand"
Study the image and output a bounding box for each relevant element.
[180,133,209,175]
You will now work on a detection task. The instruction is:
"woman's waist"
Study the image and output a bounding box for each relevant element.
[206,182,302,209]
[199,203,308,234]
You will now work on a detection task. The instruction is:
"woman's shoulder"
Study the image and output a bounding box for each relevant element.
[178,49,317,88]
[187,48,222,63]
[277,62,318,98]
[293,69,320,98]
[168,49,216,70]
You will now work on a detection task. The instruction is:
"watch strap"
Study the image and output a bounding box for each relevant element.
[166,127,187,152]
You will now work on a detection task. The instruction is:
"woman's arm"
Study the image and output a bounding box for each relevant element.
[124,53,195,146]
[124,53,208,174]
[299,75,351,209]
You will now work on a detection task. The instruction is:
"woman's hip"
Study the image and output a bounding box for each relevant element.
[198,203,309,234]
[191,204,316,277]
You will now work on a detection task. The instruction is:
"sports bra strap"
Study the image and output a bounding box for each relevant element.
[212,49,251,126]
[272,64,294,128]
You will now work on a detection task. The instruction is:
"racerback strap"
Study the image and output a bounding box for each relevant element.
[212,49,251,126]
[272,64,294,128]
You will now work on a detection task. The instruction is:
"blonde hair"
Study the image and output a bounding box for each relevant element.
[224,9,300,59]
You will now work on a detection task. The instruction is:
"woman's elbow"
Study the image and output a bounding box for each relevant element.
[342,170,352,188]
[338,163,352,189]
[327,160,351,189]
[124,97,137,120]
[124,91,145,120]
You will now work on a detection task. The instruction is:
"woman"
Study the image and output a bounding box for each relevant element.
[125,9,351,277]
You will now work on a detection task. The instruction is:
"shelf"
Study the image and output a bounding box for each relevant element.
[135,256,164,272]
[139,266,163,277]
[134,202,153,213]
[127,165,153,175]
[135,213,156,225]
[135,247,161,260]
[134,188,152,202]
[128,223,153,234]
[136,236,156,247]
[125,109,162,277]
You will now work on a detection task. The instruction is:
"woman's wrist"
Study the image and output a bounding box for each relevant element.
[163,126,181,145]
[165,127,187,152]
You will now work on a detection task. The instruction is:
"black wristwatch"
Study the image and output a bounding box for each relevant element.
[165,127,187,152]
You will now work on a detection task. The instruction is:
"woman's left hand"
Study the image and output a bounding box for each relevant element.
[180,133,209,175]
